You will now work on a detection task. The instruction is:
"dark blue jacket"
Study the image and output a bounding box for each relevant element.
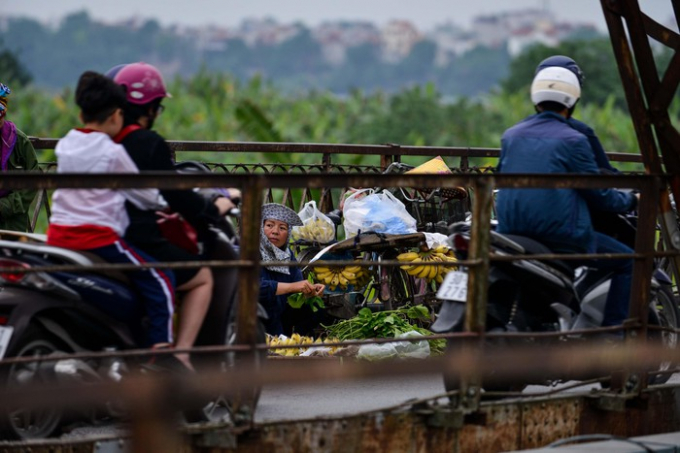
[496,112,636,253]
[568,117,619,174]
[259,249,304,335]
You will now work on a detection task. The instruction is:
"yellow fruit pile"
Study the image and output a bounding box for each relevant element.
[314,263,371,291]
[291,218,335,243]
[397,246,457,284]
[351,260,373,288]
[267,333,341,356]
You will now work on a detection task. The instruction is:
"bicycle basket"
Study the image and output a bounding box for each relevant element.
[392,188,468,232]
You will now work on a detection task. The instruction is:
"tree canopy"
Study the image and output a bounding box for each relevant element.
[0,41,32,87]
[499,38,626,108]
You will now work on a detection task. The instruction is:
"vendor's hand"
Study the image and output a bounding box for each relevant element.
[214,196,236,215]
[294,280,315,295]
[305,283,326,298]
[310,283,325,297]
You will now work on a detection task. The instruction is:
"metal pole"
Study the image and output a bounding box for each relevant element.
[624,176,660,394]
[236,175,264,346]
[601,0,680,290]
[233,174,264,419]
[459,175,494,410]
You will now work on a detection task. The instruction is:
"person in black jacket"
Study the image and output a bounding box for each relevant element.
[108,62,238,369]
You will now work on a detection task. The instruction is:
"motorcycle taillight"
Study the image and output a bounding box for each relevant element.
[452,234,470,254]
[0,258,30,284]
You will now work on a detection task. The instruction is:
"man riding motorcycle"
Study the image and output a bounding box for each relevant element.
[496,66,638,329]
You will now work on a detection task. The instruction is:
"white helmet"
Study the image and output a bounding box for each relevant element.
[531,66,581,109]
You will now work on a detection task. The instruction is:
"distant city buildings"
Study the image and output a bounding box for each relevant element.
[0,6,598,69]
[380,20,421,63]
[183,7,596,66]
[312,21,381,65]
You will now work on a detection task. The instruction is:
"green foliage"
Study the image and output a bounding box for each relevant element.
[235,99,284,142]
[1,12,199,90]
[437,44,512,97]
[0,41,32,87]
[500,38,626,108]
[11,69,641,172]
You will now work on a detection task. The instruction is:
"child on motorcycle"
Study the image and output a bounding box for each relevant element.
[46,71,193,371]
[106,63,237,363]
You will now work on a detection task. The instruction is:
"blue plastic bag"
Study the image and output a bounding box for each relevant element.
[343,189,417,237]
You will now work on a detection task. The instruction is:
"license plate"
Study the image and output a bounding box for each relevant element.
[0,325,13,360]
[437,271,469,302]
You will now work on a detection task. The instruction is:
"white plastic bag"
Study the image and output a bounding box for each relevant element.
[357,342,399,361]
[423,232,450,250]
[291,200,336,243]
[392,331,430,359]
[343,189,417,238]
[357,331,430,361]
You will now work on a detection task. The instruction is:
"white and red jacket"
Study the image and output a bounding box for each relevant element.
[48,128,161,250]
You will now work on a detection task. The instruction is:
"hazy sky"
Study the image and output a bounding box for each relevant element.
[0,0,675,31]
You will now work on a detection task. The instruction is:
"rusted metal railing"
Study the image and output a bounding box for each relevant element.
[0,144,677,451]
[28,138,645,214]
[0,170,673,366]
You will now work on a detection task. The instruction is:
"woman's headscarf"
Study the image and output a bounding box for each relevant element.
[259,203,303,275]
[0,83,17,198]
[0,83,9,120]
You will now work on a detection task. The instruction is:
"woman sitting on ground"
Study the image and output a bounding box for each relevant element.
[259,203,326,336]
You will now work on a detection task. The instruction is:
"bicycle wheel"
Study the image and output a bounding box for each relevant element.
[378,249,416,310]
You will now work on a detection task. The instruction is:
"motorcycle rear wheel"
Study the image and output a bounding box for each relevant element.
[217,311,267,423]
[0,324,68,440]
[647,284,679,385]
[443,326,527,405]
[600,285,680,388]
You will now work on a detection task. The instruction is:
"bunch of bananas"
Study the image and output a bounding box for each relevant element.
[314,263,365,291]
[351,259,373,288]
[267,333,341,356]
[397,246,457,284]
[291,218,335,243]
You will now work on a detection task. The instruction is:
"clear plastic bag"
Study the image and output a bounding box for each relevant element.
[357,331,431,361]
[342,189,417,238]
[291,200,336,243]
[392,331,430,359]
[357,342,399,361]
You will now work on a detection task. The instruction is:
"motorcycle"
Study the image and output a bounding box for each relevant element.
[0,166,267,439]
[432,212,679,398]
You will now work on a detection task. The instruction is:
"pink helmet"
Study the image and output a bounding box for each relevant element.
[113,62,172,105]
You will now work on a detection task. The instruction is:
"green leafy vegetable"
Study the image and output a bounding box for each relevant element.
[287,293,306,309]
[287,292,325,312]
[287,273,327,312]
[323,305,445,355]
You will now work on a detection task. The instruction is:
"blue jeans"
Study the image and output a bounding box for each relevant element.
[570,232,633,327]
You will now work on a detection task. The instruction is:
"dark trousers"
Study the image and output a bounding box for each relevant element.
[570,232,633,327]
[90,240,176,345]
